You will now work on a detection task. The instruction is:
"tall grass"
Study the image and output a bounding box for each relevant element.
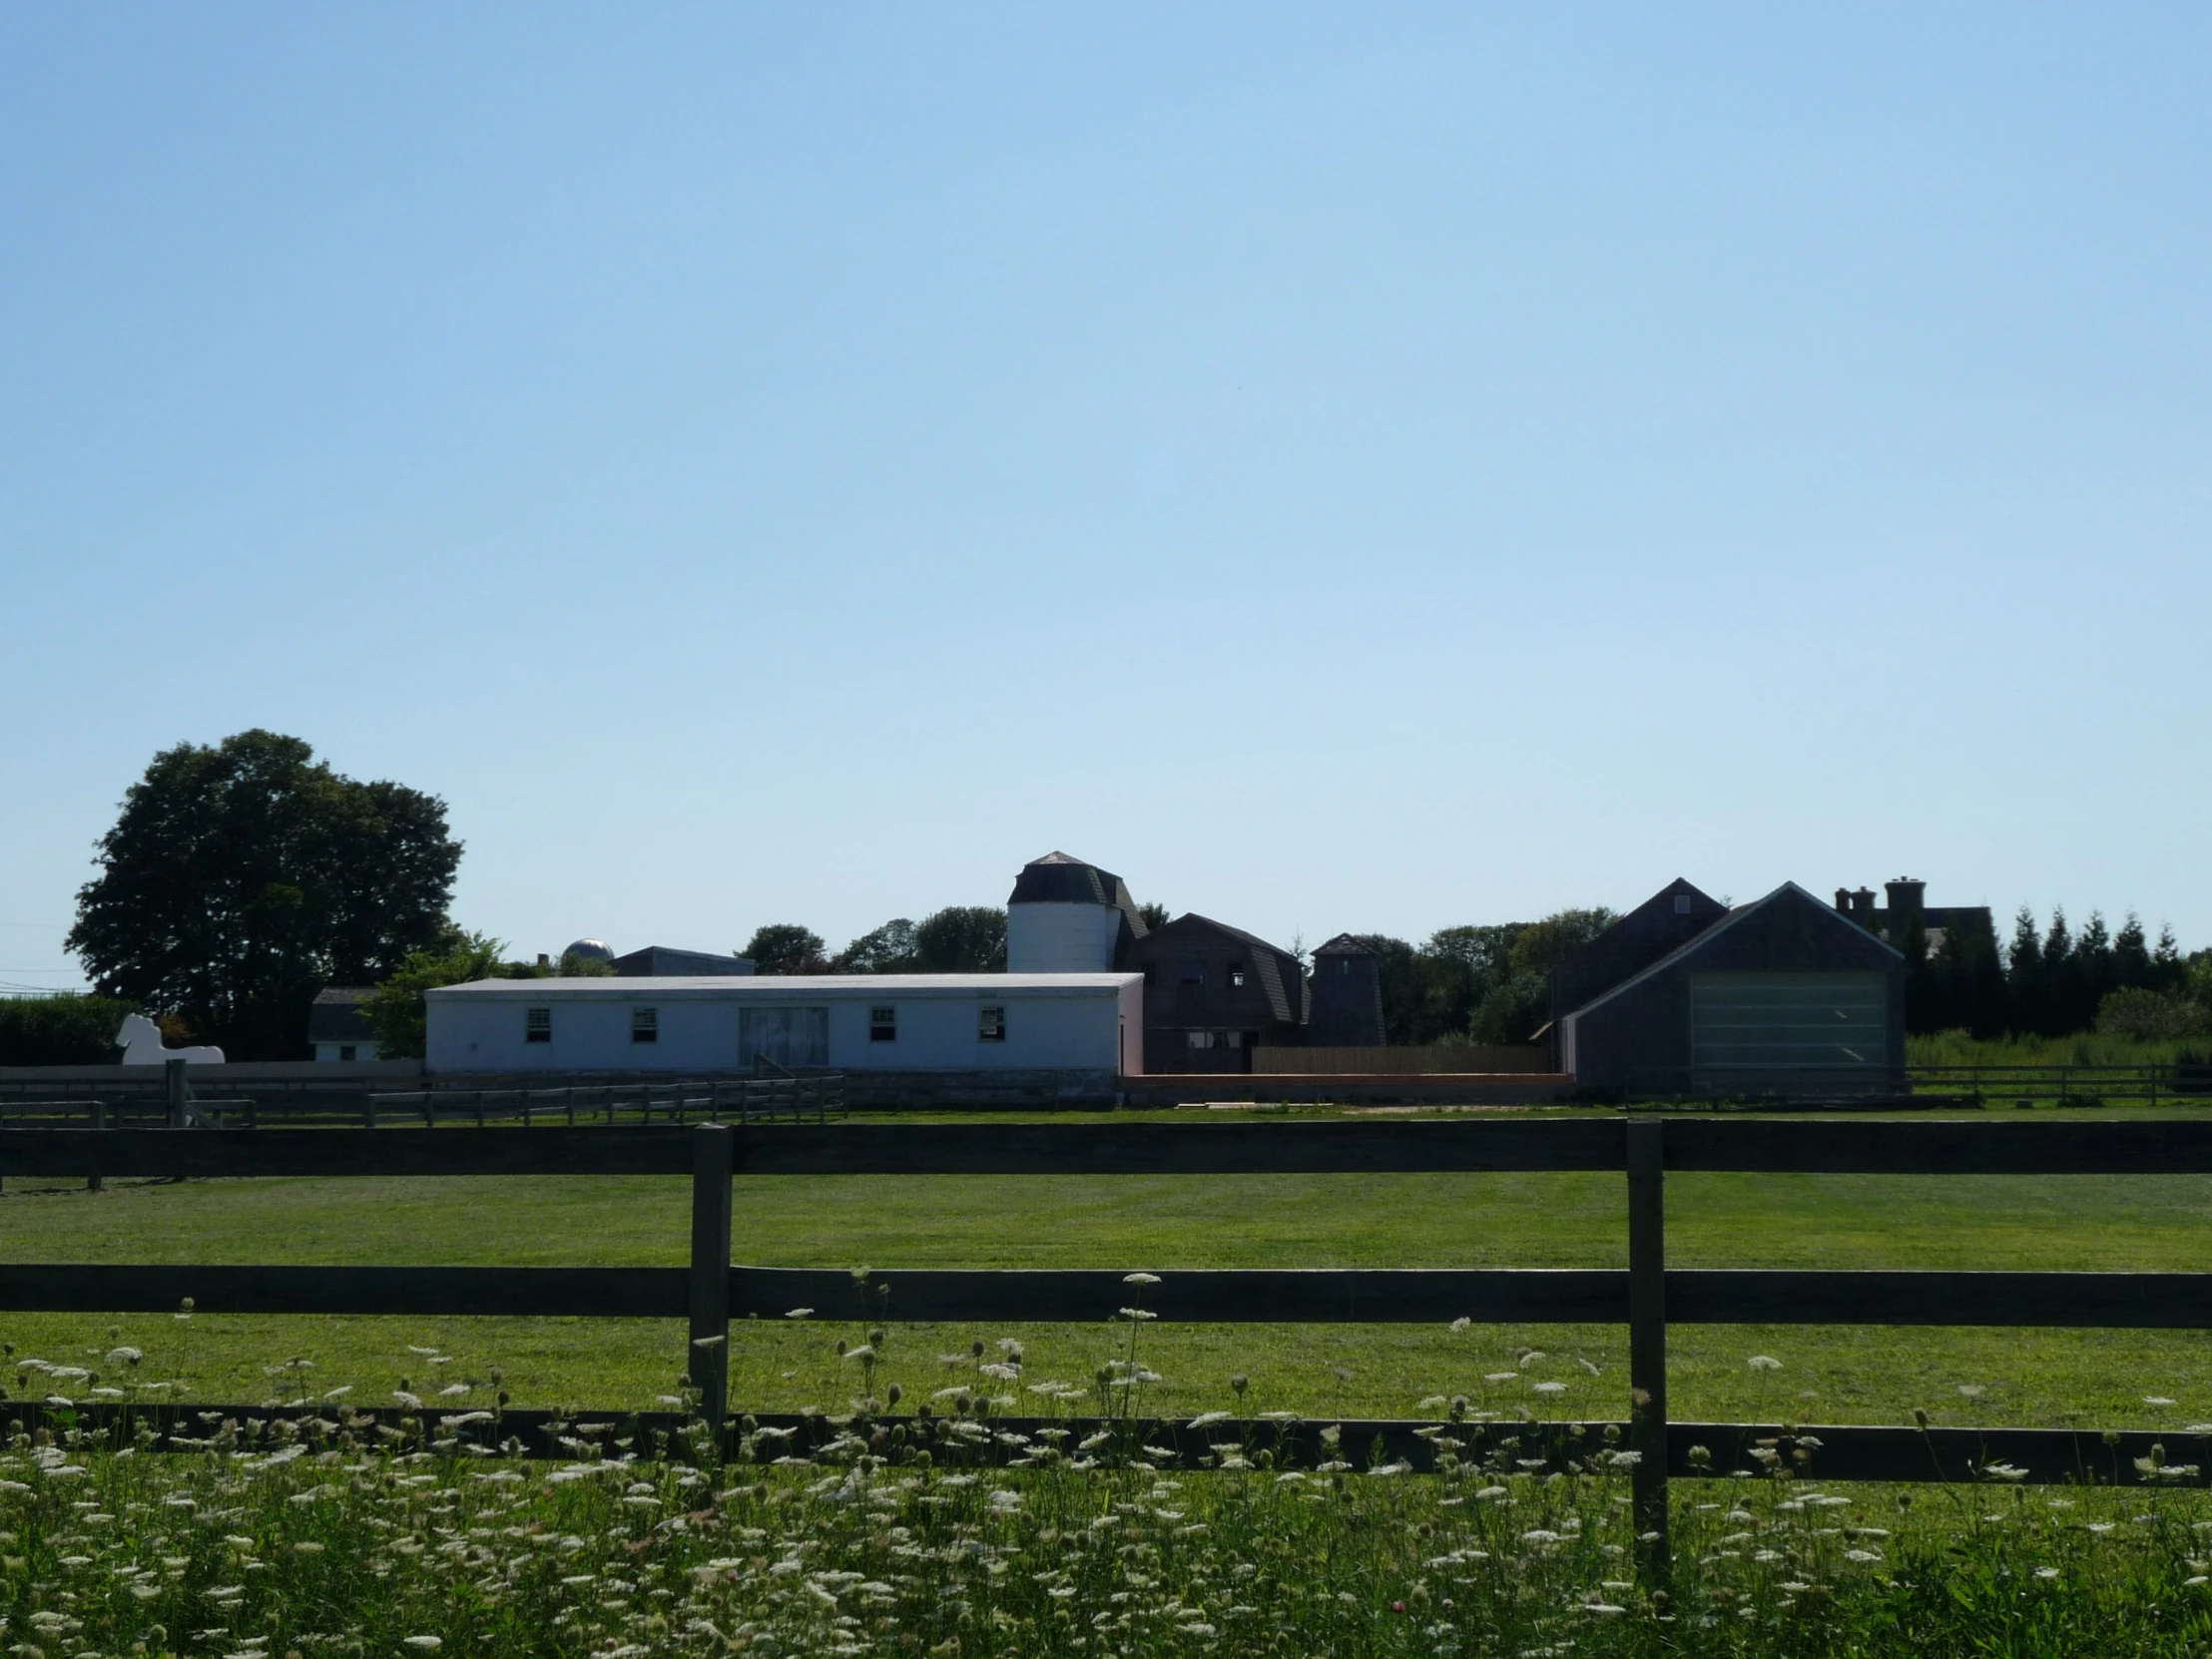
[8,1333,2212,1657]
[1909,1029,2205,1068]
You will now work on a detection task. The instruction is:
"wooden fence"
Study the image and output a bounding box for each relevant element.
[1911,1062,2212,1108]
[7,1116,2212,1575]
[1252,1045,1553,1075]
[0,1071,843,1131]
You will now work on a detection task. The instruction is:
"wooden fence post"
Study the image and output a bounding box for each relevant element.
[165,1058,190,1128]
[1626,1117,1670,1580]
[689,1122,736,1435]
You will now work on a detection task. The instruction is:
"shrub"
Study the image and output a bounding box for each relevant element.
[0,993,140,1064]
[2096,986,2208,1042]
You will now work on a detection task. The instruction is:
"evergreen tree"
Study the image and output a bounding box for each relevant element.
[2006,907,2046,1034]
[2154,924,2185,992]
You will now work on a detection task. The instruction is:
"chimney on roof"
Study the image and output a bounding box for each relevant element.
[1885,878,1926,920]
[1835,887,1852,912]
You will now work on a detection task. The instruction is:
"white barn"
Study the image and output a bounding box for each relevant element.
[423,973,1144,1080]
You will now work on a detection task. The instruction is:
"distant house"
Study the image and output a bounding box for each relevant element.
[1555,880,1906,1098]
[1006,851,1149,972]
[1128,913,1307,1074]
[1832,879,1994,957]
[613,946,755,977]
[309,986,380,1063]
[1307,934,1385,1047]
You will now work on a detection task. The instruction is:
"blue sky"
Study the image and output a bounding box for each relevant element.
[3,4,2207,989]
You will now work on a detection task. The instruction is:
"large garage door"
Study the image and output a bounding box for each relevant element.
[1690,972,1887,1091]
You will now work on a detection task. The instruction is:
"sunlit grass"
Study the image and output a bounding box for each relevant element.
[8,1161,2212,1429]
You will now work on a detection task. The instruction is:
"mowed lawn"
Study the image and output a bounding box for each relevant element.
[7,1140,2212,1429]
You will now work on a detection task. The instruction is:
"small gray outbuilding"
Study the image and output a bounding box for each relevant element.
[1307,934,1385,1047]
[1557,881,1906,1098]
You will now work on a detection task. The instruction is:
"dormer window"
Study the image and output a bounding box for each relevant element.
[1230,964,1247,988]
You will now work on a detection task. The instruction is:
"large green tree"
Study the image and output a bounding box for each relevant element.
[744,924,829,975]
[66,731,461,1059]
[830,919,920,973]
[913,905,1007,972]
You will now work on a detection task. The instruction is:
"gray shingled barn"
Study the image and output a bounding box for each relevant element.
[1556,880,1906,1098]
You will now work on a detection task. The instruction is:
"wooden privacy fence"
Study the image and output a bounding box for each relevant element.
[9,1117,2212,1572]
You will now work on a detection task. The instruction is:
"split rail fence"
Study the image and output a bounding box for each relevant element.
[0,1062,842,1132]
[6,1116,2212,1572]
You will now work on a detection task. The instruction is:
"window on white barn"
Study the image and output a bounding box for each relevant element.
[870,1005,897,1042]
[632,1007,659,1044]
[978,1005,1005,1042]
[338,1045,356,1062]
[525,1007,551,1043]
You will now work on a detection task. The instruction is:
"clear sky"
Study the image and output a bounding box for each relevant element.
[3,4,2207,990]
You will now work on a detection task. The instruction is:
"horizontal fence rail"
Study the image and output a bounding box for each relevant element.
[1912,1062,2212,1108]
[12,1264,2212,1330]
[3,1399,2199,1490]
[9,1117,2212,1578]
[15,1117,2212,1176]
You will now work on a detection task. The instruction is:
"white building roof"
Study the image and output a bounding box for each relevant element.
[425,973,1139,1002]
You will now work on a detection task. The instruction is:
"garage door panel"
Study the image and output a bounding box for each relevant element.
[1691,972,1887,1075]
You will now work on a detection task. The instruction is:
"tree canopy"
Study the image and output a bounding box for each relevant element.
[1361,908,1619,1046]
[825,907,1008,973]
[744,924,829,975]
[66,731,461,1059]
[830,918,919,973]
[912,906,1006,971]
[361,932,544,1059]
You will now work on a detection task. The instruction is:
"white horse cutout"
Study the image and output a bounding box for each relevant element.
[116,1012,225,1066]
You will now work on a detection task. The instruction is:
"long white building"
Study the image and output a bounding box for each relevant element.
[423,972,1144,1079]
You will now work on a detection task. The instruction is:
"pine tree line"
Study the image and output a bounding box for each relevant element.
[1899,907,2208,1038]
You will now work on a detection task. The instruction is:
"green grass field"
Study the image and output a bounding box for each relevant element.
[9,1109,2212,1433]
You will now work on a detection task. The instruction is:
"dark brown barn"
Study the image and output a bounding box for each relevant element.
[1129,913,1308,1074]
